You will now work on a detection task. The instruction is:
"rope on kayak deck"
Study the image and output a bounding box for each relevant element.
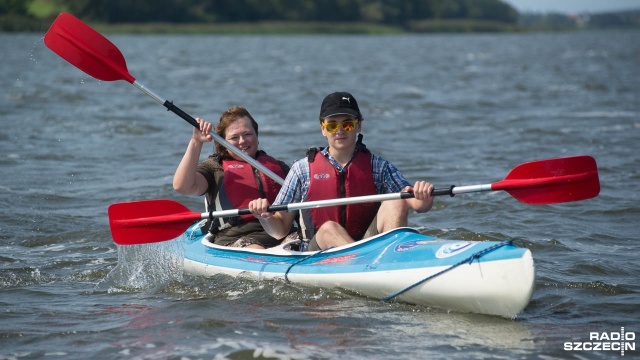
[284,247,335,282]
[381,240,514,302]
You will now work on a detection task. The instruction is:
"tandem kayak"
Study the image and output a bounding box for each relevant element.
[181,221,535,318]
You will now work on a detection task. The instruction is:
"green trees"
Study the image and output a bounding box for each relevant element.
[49,0,518,25]
[0,0,30,15]
[0,0,42,31]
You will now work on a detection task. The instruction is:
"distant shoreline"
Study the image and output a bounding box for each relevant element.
[2,17,524,34]
[91,19,527,34]
[3,16,639,34]
[3,0,639,33]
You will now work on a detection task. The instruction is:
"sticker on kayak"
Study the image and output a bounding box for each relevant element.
[244,256,268,263]
[395,240,443,252]
[313,254,356,264]
[435,241,477,258]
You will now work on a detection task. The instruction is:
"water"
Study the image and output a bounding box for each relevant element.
[1,30,639,359]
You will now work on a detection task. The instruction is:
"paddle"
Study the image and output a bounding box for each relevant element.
[43,12,284,185]
[108,155,600,245]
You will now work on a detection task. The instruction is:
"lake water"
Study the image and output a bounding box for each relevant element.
[1,29,639,359]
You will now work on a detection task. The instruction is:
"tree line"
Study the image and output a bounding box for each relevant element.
[2,0,638,32]
[5,0,518,25]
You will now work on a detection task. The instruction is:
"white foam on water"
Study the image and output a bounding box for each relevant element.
[95,235,185,293]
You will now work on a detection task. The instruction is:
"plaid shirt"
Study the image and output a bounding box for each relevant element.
[273,148,411,206]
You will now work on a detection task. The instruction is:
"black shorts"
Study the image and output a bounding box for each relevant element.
[209,221,296,248]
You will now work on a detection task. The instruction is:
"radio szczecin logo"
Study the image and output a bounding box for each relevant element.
[564,327,636,356]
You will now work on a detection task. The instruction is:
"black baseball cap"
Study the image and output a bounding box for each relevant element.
[319,92,361,119]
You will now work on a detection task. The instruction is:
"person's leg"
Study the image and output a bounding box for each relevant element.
[377,199,409,232]
[309,201,408,250]
[361,215,379,239]
[314,221,354,249]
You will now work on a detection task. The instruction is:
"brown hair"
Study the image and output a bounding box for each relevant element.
[214,106,259,159]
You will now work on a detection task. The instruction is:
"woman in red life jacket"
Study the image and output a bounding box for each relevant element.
[248,92,434,251]
[173,106,296,249]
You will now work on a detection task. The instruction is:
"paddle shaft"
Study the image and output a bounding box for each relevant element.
[114,167,595,230]
[204,186,475,218]
[140,189,453,225]
[134,82,284,184]
[177,168,596,221]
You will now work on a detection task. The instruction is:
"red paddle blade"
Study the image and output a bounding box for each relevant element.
[108,200,203,245]
[492,156,600,204]
[44,12,135,83]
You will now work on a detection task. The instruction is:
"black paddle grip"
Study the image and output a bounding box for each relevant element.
[432,185,456,197]
[236,204,289,216]
[400,192,415,199]
[163,101,199,128]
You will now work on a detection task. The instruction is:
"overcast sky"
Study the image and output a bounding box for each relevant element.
[503,0,640,13]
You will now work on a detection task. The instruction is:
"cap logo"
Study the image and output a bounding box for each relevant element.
[342,97,351,103]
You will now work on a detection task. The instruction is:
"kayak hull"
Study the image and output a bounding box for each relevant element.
[182,224,535,318]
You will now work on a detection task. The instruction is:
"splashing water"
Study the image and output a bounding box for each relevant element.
[96,236,185,293]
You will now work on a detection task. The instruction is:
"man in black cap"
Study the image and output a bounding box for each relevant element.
[249,91,434,251]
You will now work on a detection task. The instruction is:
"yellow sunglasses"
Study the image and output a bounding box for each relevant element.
[321,118,358,134]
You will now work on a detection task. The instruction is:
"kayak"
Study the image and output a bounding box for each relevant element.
[181,221,535,318]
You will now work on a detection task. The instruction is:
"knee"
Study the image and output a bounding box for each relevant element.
[317,221,342,234]
[315,221,352,249]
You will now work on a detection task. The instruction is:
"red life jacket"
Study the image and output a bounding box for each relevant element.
[304,148,379,240]
[217,152,286,224]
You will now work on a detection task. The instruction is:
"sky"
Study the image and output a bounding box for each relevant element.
[503,0,640,14]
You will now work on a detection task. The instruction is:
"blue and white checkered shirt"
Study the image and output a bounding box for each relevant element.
[273,148,411,206]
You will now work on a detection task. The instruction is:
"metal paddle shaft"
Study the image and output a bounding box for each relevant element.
[43,12,284,185]
[109,155,599,245]
[108,193,415,245]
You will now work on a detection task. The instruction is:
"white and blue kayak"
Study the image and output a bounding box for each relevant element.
[181,222,535,318]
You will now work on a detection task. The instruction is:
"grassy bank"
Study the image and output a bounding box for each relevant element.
[89,21,405,35]
[0,15,50,32]
[408,19,519,32]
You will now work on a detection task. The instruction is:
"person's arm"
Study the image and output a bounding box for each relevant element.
[173,118,213,195]
[248,159,304,238]
[377,155,433,213]
[248,198,297,239]
[403,181,434,213]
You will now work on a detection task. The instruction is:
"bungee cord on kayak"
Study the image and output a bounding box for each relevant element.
[381,240,515,302]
